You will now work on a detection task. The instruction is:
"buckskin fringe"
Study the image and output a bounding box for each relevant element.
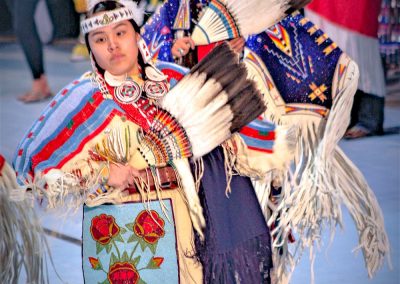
[197,231,273,283]
[0,158,49,283]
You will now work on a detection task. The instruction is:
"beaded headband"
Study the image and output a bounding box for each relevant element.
[81,7,136,34]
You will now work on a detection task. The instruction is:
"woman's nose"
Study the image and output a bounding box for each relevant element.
[107,36,118,52]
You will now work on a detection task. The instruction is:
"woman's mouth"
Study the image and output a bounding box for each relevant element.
[110,54,124,62]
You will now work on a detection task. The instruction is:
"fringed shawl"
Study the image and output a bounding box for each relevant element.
[0,155,50,283]
[12,73,165,208]
[241,11,390,283]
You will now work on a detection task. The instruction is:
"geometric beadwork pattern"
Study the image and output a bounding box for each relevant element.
[246,11,343,110]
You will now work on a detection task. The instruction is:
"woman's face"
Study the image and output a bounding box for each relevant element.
[88,20,140,76]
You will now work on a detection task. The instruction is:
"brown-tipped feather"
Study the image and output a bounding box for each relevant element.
[193,49,234,75]
[231,103,266,132]
[211,63,248,89]
[229,86,261,114]
[190,43,234,74]
[229,84,266,132]
[225,80,253,101]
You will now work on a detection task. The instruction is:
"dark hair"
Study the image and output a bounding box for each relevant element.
[84,1,147,77]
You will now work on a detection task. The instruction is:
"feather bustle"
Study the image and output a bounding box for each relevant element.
[192,0,311,45]
[161,42,265,158]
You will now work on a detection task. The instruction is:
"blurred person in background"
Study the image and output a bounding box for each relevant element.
[378,0,400,78]
[305,0,386,138]
[4,0,53,103]
[141,0,208,67]
[141,0,245,67]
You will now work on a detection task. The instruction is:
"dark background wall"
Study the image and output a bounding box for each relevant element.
[0,0,13,35]
[0,0,80,40]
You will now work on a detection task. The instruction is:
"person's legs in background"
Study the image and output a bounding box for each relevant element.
[345,90,385,138]
[11,0,53,102]
[358,92,385,134]
[348,90,363,130]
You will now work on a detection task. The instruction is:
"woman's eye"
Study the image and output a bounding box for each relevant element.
[116,30,126,37]
[95,37,106,43]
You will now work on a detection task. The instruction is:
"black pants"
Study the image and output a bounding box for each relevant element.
[5,0,50,79]
[349,89,385,134]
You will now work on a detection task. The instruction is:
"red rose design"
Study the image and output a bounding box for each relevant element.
[90,214,120,245]
[133,210,165,244]
[108,262,139,284]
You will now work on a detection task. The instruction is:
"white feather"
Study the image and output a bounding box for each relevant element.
[182,78,222,108]
[173,159,205,239]
[227,0,289,36]
[188,107,233,157]
[192,0,292,45]
[181,94,230,130]
[161,73,207,116]
[192,130,231,158]
[171,76,216,120]
[177,82,226,125]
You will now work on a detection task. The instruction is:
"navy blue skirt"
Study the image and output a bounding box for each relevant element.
[193,147,272,283]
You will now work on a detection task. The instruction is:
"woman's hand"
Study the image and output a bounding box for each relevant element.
[228,37,245,54]
[172,37,195,58]
[107,163,140,189]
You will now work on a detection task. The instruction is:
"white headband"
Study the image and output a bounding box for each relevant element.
[81,7,137,34]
